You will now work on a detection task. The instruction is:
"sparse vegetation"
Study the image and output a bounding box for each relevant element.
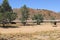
[20,5,29,26]
[0,30,60,40]
[50,16,55,23]
[0,0,60,40]
[50,16,57,27]
[6,12,17,23]
[32,14,44,25]
[0,0,17,27]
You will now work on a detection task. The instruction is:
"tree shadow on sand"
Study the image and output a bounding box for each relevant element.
[0,26,18,28]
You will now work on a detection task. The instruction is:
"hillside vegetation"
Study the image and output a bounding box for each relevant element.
[13,8,60,20]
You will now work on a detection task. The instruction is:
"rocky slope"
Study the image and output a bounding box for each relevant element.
[13,8,60,20]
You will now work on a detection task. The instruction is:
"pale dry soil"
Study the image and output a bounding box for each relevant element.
[0,23,60,40]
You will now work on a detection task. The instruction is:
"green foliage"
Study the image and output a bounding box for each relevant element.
[50,16,57,26]
[32,14,44,25]
[50,16,55,20]
[6,12,17,22]
[0,13,3,23]
[0,0,17,27]
[20,5,29,25]
[1,0,12,12]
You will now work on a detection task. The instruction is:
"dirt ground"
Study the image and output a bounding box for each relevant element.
[0,23,60,40]
[0,23,60,34]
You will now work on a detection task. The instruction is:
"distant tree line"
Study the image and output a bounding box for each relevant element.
[0,0,56,27]
[20,5,44,25]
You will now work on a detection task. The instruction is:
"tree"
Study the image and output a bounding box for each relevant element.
[0,5,1,12]
[50,16,55,23]
[0,0,17,27]
[20,5,29,26]
[6,12,17,23]
[0,13,3,23]
[32,14,44,25]
[2,0,12,12]
[50,16,57,27]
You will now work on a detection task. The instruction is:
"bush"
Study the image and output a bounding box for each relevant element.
[32,14,44,25]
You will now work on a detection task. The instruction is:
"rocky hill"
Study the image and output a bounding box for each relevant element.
[13,8,60,20]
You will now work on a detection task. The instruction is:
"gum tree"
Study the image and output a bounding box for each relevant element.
[20,5,29,26]
[0,0,17,27]
[50,16,57,27]
[32,14,44,25]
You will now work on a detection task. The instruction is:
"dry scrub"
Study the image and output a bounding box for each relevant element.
[0,30,60,40]
[0,23,60,40]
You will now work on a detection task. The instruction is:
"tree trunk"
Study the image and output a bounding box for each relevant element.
[37,20,40,25]
[2,23,5,27]
[23,22,26,26]
[37,22,40,25]
[53,22,57,27]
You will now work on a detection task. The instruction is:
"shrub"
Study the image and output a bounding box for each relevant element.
[32,14,44,25]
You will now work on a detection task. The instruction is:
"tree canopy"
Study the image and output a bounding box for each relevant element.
[32,14,44,25]
[20,5,29,25]
[0,0,17,27]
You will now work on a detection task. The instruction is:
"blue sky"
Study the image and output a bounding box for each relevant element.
[0,0,60,12]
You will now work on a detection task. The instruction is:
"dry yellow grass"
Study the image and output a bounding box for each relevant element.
[0,23,60,34]
[0,23,60,40]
